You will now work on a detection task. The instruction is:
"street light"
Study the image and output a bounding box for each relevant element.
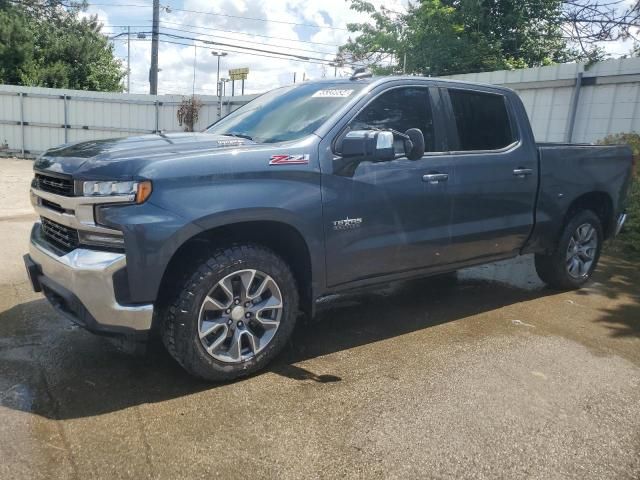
[211,51,228,97]
[219,77,230,97]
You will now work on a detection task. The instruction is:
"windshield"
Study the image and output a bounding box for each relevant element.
[206,82,367,143]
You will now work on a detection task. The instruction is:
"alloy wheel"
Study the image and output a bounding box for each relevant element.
[197,269,283,363]
[566,223,598,279]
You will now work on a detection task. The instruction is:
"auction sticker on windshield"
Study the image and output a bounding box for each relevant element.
[312,89,354,98]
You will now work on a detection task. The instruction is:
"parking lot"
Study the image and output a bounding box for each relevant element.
[0,157,639,479]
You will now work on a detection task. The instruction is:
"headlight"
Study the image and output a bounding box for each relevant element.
[82,180,152,204]
[83,180,136,196]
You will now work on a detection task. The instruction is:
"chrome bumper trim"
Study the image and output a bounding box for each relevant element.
[614,213,627,237]
[29,227,153,331]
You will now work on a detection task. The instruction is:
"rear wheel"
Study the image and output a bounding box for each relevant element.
[535,209,603,290]
[160,244,298,381]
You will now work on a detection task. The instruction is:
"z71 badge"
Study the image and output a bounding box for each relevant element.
[269,154,310,166]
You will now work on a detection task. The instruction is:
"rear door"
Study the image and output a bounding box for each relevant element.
[440,87,538,263]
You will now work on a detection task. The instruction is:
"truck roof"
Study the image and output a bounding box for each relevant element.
[297,75,515,95]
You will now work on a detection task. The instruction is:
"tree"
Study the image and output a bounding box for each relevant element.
[0,0,124,91]
[339,0,640,76]
[177,96,203,132]
[563,1,640,59]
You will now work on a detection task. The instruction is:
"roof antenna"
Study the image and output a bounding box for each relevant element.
[350,67,373,81]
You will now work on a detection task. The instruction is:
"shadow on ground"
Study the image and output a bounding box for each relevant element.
[1,254,637,420]
[576,256,640,338]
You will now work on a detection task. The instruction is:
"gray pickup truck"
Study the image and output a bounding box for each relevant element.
[24,74,633,381]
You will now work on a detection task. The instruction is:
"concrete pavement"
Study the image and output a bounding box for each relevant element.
[0,158,638,479]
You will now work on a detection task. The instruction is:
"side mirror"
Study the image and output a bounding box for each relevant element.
[404,128,425,161]
[339,130,395,162]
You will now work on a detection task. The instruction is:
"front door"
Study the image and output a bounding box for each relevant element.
[321,85,455,287]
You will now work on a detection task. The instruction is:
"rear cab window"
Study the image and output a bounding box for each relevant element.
[447,88,516,151]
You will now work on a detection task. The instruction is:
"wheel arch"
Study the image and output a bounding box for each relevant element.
[155,219,316,327]
[563,191,614,239]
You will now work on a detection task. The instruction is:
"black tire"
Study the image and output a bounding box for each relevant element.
[535,209,603,290]
[160,244,299,382]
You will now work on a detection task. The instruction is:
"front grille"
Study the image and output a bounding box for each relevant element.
[34,173,74,196]
[41,217,79,253]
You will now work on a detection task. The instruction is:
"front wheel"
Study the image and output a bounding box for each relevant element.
[160,244,299,381]
[535,209,603,290]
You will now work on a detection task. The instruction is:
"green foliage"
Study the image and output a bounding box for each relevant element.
[339,0,583,76]
[0,0,124,91]
[599,133,640,258]
[599,133,640,162]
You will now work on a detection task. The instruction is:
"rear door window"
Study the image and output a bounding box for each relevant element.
[447,89,515,151]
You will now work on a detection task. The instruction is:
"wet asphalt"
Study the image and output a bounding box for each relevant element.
[1,159,639,479]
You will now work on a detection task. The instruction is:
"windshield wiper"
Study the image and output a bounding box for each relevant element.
[221,132,254,141]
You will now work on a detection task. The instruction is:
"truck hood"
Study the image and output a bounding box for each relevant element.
[34,132,260,178]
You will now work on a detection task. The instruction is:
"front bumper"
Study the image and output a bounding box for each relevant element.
[25,224,153,335]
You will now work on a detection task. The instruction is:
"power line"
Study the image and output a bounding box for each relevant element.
[157,25,339,56]
[103,21,346,52]
[164,4,350,31]
[161,38,342,67]
[158,20,345,48]
[86,2,350,31]
[108,30,350,65]
[159,32,345,64]
[121,36,353,68]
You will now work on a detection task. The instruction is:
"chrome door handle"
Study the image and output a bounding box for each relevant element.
[423,173,449,184]
[513,168,533,178]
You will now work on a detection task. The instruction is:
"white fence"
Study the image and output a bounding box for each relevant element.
[1,57,639,157]
[0,85,256,156]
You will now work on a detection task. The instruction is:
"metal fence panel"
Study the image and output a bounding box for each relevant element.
[441,57,640,144]
[0,83,257,156]
[1,57,639,157]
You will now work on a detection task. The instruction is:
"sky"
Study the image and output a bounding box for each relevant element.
[83,0,638,97]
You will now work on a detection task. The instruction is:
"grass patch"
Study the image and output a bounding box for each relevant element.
[606,179,639,260]
[599,133,639,260]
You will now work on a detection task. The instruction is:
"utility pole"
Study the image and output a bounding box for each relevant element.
[218,80,223,119]
[403,52,407,74]
[127,26,131,93]
[192,43,197,96]
[149,0,159,94]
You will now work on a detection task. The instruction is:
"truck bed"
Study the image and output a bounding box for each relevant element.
[526,142,633,253]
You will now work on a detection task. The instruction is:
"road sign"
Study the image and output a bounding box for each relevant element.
[229,68,249,80]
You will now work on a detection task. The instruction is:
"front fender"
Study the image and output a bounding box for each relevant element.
[101,174,325,305]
